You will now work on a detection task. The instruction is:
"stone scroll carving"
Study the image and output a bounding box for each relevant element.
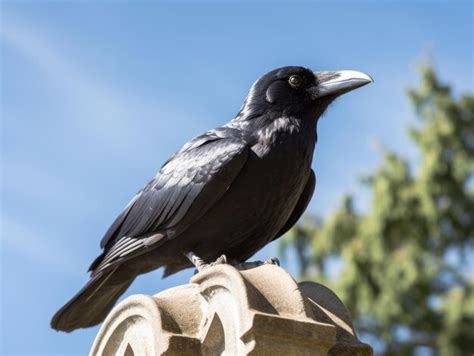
[90,264,372,355]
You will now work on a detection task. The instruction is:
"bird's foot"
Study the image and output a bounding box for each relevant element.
[234,257,280,271]
[186,251,228,273]
[186,252,280,273]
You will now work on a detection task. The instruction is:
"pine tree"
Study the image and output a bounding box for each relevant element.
[280,66,474,355]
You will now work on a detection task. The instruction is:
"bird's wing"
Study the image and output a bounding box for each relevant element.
[91,137,249,275]
[272,169,315,240]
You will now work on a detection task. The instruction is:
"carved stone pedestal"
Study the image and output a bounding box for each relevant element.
[91,264,372,355]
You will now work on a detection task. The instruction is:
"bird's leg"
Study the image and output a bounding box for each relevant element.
[186,251,228,272]
[233,257,280,271]
[186,251,208,271]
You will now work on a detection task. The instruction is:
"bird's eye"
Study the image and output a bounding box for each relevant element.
[288,75,304,88]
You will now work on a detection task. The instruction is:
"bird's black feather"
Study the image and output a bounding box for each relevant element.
[91,137,249,276]
[273,169,316,240]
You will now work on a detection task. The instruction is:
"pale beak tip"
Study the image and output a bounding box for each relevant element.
[361,72,374,84]
[342,70,374,84]
[310,69,374,99]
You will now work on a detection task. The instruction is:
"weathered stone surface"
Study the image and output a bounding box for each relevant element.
[91,264,372,355]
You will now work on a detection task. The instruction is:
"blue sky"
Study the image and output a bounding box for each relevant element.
[1,1,472,354]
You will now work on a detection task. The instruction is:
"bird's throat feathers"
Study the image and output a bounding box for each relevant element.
[242,115,317,159]
[258,116,307,142]
[227,109,318,156]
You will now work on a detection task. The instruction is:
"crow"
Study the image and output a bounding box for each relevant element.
[51,66,372,332]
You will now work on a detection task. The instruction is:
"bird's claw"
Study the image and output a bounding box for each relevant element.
[186,251,279,273]
[234,257,280,270]
[186,252,228,273]
[211,254,227,266]
[264,257,280,266]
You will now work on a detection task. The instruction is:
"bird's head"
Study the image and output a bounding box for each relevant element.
[237,66,373,122]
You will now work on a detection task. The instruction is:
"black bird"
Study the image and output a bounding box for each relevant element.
[51,66,372,332]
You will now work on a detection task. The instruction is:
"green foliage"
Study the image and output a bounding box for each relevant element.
[280,66,474,355]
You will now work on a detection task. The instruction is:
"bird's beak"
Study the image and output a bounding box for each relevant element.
[309,70,373,99]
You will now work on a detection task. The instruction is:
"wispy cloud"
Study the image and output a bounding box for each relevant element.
[1,17,141,148]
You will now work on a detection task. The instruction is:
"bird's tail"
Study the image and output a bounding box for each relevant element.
[51,267,134,332]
